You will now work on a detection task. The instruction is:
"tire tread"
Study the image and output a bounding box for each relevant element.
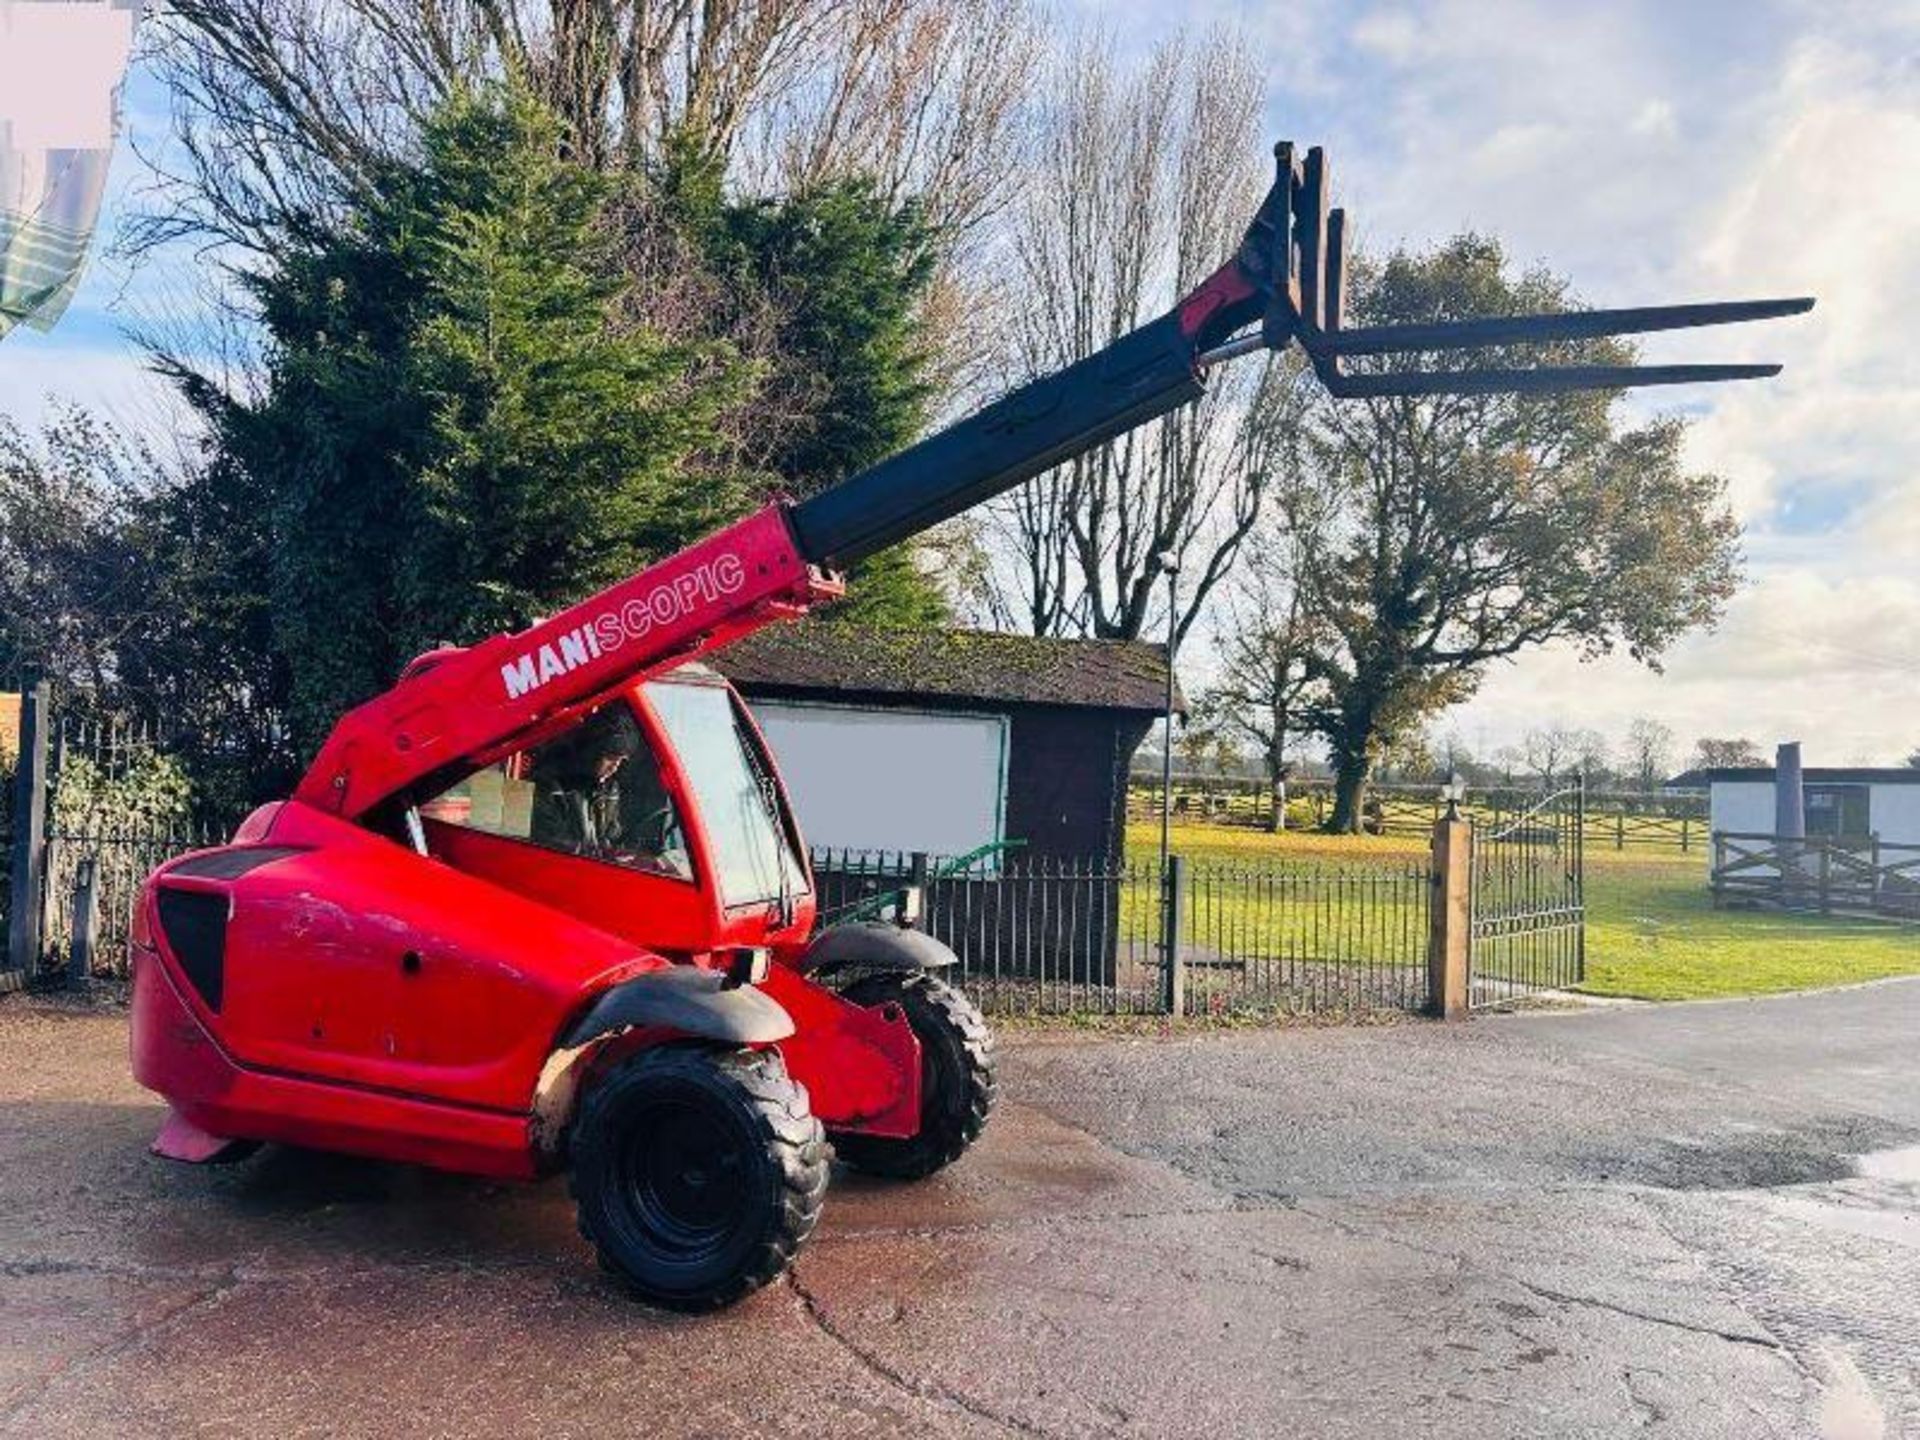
[570,1046,827,1310]
[830,974,996,1180]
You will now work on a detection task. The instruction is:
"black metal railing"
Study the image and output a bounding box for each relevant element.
[810,846,1432,1018]
[21,809,1441,1016]
[40,818,230,978]
[1180,858,1432,1016]
[1469,782,1587,1005]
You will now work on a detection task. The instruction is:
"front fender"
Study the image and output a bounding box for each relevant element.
[559,965,795,1049]
[534,966,795,1162]
[798,921,959,976]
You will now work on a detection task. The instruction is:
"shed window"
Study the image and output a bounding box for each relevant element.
[1805,784,1869,839]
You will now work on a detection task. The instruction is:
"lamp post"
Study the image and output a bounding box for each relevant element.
[1439,771,1466,822]
[1156,553,1183,1014]
[1157,553,1181,879]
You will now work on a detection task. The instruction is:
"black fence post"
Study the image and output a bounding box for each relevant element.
[1575,774,1587,984]
[7,681,50,985]
[66,856,97,992]
[1161,855,1186,1017]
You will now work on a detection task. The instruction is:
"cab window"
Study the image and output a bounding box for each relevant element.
[422,703,692,880]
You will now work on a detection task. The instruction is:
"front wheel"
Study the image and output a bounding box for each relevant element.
[830,973,996,1180]
[570,1046,828,1310]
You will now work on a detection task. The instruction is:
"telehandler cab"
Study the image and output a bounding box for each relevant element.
[130,142,1809,1309]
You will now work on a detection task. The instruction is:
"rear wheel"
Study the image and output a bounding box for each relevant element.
[570,1046,827,1310]
[830,973,996,1180]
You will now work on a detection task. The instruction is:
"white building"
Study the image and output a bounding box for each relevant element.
[1667,766,1920,848]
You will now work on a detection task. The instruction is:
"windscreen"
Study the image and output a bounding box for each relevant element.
[645,679,807,909]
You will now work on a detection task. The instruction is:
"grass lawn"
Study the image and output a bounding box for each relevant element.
[1581,852,1920,999]
[1134,822,1920,1002]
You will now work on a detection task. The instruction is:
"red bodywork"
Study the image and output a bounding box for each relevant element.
[131,505,924,1177]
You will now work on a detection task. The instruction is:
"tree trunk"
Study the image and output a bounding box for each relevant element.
[1327,743,1374,834]
[1323,672,1398,834]
[1265,734,1287,833]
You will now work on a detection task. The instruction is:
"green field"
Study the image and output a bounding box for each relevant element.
[1133,823,1920,1002]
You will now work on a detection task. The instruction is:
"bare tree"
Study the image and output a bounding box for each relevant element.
[1574,728,1613,785]
[984,30,1299,652]
[735,0,1036,239]
[1622,717,1674,791]
[1521,724,1574,785]
[128,0,451,257]
[133,0,1034,261]
[1691,736,1763,769]
[1519,724,1604,785]
[1198,489,1331,830]
[1431,728,1476,782]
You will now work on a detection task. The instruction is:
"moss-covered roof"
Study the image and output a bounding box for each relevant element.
[713,622,1181,715]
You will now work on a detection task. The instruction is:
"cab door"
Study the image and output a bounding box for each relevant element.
[418,695,719,955]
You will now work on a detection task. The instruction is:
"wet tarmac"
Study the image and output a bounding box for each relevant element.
[2,978,1917,1437]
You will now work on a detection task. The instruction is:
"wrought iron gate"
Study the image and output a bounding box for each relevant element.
[1469,780,1586,1006]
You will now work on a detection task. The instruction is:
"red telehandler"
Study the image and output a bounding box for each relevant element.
[130,142,1809,1308]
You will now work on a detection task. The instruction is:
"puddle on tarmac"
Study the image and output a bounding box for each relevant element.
[1760,1145,1920,1252]
[1855,1145,1920,1185]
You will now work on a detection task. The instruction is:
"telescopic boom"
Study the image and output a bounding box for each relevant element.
[295,140,1811,822]
[791,141,1811,569]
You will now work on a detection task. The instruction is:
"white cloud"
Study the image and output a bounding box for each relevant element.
[1226,0,1920,764]
[1630,99,1677,140]
[1350,9,1421,62]
[1467,565,1920,768]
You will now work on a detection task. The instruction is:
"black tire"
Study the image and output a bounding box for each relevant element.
[829,973,996,1180]
[570,1046,827,1310]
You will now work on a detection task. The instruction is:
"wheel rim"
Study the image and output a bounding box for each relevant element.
[619,1090,754,1265]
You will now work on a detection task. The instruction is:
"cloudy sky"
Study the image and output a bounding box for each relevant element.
[1159,0,1920,769]
[2,0,1916,768]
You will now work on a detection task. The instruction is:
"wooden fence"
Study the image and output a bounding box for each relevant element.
[1711,832,1920,920]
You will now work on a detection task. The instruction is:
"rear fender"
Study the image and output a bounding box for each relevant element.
[533,965,795,1160]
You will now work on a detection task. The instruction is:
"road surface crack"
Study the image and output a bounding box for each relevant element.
[786,1266,1052,1437]
[0,1267,242,1426]
[1516,1280,1781,1351]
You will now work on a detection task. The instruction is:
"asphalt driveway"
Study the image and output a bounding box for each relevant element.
[2,980,1916,1437]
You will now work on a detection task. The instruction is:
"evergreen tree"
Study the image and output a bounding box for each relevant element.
[684,165,951,626]
[206,87,748,748]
